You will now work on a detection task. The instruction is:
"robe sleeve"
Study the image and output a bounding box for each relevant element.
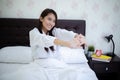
[29,28,56,48]
[52,28,77,41]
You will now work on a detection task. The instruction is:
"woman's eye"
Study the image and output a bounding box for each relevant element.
[48,18,55,23]
[48,18,52,21]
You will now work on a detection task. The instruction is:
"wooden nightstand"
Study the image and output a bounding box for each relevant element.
[87,55,120,80]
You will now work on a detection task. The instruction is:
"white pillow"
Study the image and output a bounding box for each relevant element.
[0,46,33,63]
[59,47,88,64]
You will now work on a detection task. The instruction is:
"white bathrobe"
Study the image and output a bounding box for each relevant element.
[29,27,76,59]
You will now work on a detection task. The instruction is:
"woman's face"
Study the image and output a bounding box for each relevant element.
[40,13,56,32]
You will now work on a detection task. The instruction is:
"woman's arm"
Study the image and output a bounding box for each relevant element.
[53,28,86,47]
[30,28,84,48]
[54,38,81,48]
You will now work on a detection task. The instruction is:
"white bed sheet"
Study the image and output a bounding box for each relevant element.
[0,62,90,75]
[67,63,90,68]
[0,59,98,80]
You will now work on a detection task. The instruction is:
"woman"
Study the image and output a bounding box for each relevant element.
[29,8,86,59]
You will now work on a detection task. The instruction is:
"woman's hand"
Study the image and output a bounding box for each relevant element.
[68,37,82,48]
[74,34,87,46]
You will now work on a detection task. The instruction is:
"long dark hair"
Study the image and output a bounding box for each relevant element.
[38,8,58,53]
[38,8,57,36]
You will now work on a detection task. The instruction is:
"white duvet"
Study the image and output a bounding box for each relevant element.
[0,58,98,80]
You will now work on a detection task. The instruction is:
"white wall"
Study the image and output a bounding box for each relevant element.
[0,0,120,57]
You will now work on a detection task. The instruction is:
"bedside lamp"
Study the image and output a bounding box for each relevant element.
[105,34,115,57]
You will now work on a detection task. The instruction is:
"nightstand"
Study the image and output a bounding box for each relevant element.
[87,55,120,80]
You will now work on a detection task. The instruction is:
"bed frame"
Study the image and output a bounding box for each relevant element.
[0,18,86,48]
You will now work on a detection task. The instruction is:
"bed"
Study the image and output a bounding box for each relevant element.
[0,18,98,80]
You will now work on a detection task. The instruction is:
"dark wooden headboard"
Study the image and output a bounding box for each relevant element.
[0,18,86,48]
